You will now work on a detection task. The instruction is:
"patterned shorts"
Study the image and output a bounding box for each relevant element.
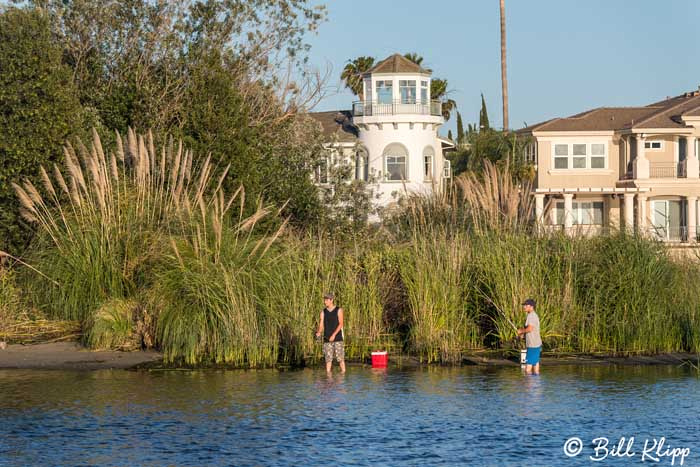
[323,341,345,363]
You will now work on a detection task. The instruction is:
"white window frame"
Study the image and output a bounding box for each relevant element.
[376,80,393,104]
[443,159,452,178]
[423,146,435,181]
[555,201,604,225]
[524,142,537,164]
[551,142,608,170]
[355,148,369,181]
[383,143,408,181]
[317,155,329,185]
[399,80,416,104]
[645,140,663,150]
[420,80,429,103]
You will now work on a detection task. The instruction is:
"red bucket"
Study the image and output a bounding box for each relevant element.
[371,351,388,368]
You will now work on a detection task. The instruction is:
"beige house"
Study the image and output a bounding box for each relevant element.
[519,89,700,243]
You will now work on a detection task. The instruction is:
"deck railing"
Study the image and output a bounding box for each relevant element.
[649,162,685,178]
[352,100,443,117]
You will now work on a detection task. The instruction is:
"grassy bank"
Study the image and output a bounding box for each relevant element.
[5,131,700,367]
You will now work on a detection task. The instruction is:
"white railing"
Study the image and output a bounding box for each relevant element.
[352,100,443,117]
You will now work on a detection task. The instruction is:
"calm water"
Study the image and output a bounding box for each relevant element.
[1,365,699,466]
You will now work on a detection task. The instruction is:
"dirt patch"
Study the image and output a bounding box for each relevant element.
[0,342,162,370]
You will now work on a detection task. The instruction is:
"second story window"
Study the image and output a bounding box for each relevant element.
[644,140,663,150]
[420,80,428,103]
[376,80,393,104]
[399,80,416,104]
[553,142,607,170]
[554,144,569,169]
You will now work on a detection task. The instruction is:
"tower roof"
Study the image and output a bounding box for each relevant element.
[367,54,431,75]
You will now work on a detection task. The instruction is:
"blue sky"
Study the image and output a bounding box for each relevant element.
[307,0,700,135]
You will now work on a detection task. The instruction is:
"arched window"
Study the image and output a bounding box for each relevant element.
[423,146,435,180]
[383,143,408,181]
[355,147,369,181]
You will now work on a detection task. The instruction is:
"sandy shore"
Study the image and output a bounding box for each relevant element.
[0,342,162,370]
[0,342,695,370]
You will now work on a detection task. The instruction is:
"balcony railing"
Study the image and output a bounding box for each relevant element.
[649,162,685,178]
[352,100,443,117]
[647,226,688,242]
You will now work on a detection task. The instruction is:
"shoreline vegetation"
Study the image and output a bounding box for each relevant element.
[2,131,700,369]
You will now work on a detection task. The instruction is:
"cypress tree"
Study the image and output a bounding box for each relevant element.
[448,129,453,141]
[456,112,464,146]
[479,93,490,131]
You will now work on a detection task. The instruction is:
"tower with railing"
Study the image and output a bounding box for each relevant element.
[351,54,450,208]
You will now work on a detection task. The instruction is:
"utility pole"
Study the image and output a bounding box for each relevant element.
[500,0,509,132]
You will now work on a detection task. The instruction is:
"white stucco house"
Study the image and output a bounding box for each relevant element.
[309,54,453,211]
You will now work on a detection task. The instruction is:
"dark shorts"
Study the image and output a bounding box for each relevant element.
[526,346,541,365]
[323,342,344,363]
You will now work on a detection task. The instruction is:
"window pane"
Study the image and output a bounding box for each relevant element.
[399,80,416,104]
[554,157,568,169]
[421,88,427,102]
[580,203,592,224]
[593,202,604,225]
[386,155,406,180]
[591,156,605,168]
[573,157,586,168]
[556,202,564,225]
[555,144,568,156]
[653,142,661,149]
[573,144,586,156]
[591,144,605,155]
[376,81,393,104]
[424,155,433,179]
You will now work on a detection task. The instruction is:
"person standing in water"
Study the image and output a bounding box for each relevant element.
[517,298,542,375]
[316,293,346,373]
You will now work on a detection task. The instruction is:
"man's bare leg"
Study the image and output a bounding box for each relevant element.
[339,360,346,373]
[326,361,332,372]
[534,363,540,375]
[525,364,533,375]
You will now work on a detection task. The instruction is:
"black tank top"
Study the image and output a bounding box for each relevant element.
[323,307,343,342]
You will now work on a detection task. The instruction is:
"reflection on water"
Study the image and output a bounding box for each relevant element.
[0,365,699,466]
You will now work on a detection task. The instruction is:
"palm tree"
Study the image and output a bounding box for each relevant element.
[340,56,375,100]
[500,0,509,131]
[403,52,432,72]
[404,54,455,121]
[431,78,456,121]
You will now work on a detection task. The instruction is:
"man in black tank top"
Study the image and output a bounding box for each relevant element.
[315,293,346,373]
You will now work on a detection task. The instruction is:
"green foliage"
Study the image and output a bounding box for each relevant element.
[0,265,22,326]
[403,52,426,68]
[87,298,139,351]
[479,93,490,130]
[318,147,377,232]
[430,78,456,121]
[1,0,328,247]
[396,230,481,363]
[341,56,375,98]
[456,112,464,146]
[0,7,83,251]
